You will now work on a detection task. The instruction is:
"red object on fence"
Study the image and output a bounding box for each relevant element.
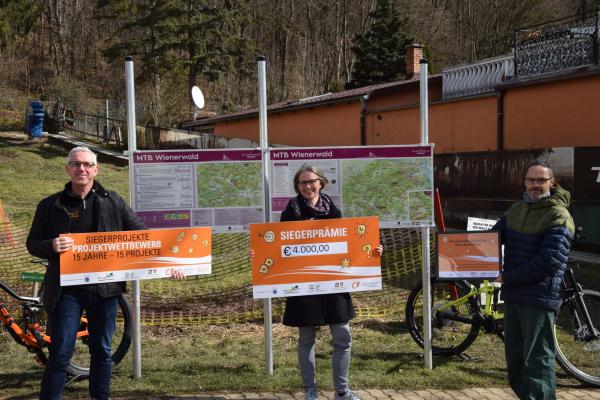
[434,188,446,233]
[0,199,16,248]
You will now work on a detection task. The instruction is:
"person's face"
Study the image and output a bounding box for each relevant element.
[524,165,554,201]
[297,171,322,203]
[66,151,98,189]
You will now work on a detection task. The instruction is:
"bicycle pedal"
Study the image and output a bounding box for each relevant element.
[452,353,483,362]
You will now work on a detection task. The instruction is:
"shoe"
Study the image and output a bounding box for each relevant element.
[334,390,360,400]
[304,389,318,400]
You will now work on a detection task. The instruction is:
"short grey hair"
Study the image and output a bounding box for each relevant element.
[67,147,97,164]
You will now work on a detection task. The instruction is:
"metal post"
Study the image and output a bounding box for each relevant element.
[125,56,142,379]
[594,8,599,66]
[105,99,110,143]
[258,55,273,375]
[419,59,433,370]
[513,30,519,78]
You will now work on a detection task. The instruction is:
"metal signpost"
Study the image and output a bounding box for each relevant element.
[258,56,274,375]
[125,56,143,379]
[419,59,433,369]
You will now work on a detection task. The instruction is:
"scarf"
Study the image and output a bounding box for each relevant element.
[289,192,334,219]
[523,190,552,204]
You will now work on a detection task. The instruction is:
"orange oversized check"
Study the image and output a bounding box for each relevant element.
[59,227,211,286]
[250,217,382,298]
[436,231,501,280]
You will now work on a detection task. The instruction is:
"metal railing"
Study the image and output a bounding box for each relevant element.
[63,110,268,150]
[442,54,514,99]
[514,8,599,77]
[65,110,126,147]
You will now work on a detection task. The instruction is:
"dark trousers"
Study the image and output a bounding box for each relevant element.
[504,302,556,400]
[40,292,118,400]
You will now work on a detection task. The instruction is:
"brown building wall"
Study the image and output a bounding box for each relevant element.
[366,95,498,153]
[215,101,363,146]
[208,71,600,152]
[365,107,420,145]
[366,81,442,110]
[503,73,600,149]
[429,95,498,153]
[214,118,258,143]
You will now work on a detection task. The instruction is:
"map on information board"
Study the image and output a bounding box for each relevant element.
[196,162,263,208]
[132,149,264,233]
[270,146,434,228]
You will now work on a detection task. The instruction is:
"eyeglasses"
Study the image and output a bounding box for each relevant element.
[298,179,320,186]
[525,177,552,185]
[68,161,96,169]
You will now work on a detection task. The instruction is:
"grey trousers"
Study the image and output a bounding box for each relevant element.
[298,322,352,392]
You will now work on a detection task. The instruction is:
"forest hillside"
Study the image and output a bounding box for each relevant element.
[0,0,592,129]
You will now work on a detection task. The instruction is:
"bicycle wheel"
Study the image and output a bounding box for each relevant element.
[405,280,481,355]
[66,294,132,378]
[554,289,600,387]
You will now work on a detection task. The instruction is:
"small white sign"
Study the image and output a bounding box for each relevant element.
[467,217,498,231]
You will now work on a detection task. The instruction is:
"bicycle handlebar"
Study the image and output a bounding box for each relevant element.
[0,279,41,303]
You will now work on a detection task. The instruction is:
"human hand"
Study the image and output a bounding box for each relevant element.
[494,274,503,284]
[170,270,186,280]
[53,236,73,253]
[373,244,383,257]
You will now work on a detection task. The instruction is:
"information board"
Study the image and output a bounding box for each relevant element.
[132,149,264,232]
[59,227,212,286]
[269,145,434,228]
[250,216,381,298]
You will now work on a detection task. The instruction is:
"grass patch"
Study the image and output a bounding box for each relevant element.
[0,131,130,223]
[1,314,591,397]
[1,321,516,397]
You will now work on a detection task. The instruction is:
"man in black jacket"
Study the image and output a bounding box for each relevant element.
[27,146,145,400]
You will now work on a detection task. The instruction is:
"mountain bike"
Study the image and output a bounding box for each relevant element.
[0,260,132,381]
[405,260,600,387]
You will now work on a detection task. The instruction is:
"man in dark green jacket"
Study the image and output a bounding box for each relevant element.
[27,146,145,400]
[493,161,575,400]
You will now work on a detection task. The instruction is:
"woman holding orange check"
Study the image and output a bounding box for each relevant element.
[280,164,382,400]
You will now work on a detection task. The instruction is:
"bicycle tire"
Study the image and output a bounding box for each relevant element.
[64,294,132,378]
[405,280,481,355]
[554,289,600,387]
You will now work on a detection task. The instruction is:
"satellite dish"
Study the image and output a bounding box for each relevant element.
[191,86,205,110]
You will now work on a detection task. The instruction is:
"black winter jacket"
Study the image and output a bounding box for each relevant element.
[280,195,356,327]
[26,181,145,313]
